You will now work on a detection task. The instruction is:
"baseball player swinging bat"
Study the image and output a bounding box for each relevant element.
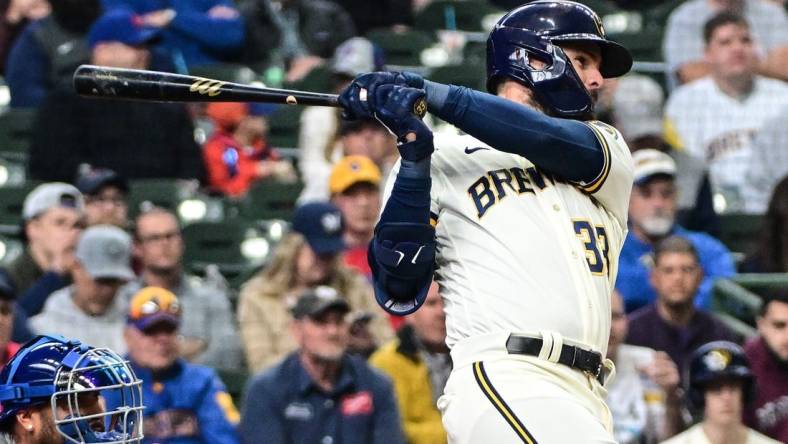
[73,64,427,117]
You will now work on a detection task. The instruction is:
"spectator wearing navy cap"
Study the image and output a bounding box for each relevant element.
[203,101,296,197]
[238,202,392,373]
[76,167,130,229]
[29,9,205,183]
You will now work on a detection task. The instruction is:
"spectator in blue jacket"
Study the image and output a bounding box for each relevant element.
[240,286,405,444]
[102,0,244,69]
[125,286,241,444]
[616,149,735,312]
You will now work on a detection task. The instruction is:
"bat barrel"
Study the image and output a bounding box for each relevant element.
[73,65,339,107]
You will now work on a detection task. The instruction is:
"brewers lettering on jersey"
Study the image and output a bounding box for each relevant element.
[339,2,635,443]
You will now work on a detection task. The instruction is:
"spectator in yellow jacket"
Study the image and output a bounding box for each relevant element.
[370,282,451,444]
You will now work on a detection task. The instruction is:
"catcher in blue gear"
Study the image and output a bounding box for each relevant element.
[0,335,144,444]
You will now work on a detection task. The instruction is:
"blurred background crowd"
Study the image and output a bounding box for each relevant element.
[0,0,785,443]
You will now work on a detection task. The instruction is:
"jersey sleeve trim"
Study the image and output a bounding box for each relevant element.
[576,122,611,194]
[430,211,439,227]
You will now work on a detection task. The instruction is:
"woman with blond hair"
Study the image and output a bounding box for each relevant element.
[238,202,392,373]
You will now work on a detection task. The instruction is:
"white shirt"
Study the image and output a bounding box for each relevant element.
[384,121,633,353]
[665,76,788,212]
[660,423,779,444]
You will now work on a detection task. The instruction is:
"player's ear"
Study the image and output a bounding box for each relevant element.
[15,407,36,433]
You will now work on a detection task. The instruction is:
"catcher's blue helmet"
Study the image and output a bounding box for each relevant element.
[486,0,632,118]
[0,335,144,443]
[686,341,756,411]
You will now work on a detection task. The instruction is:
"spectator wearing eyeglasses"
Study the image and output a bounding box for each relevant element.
[29,224,134,354]
[0,269,20,369]
[75,167,130,229]
[117,207,241,370]
[3,183,85,324]
[125,286,241,444]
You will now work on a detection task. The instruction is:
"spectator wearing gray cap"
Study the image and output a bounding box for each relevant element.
[29,224,134,354]
[3,183,85,322]
[611,74,719,237]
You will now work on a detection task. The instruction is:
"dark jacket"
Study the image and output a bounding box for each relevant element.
[238,0,355,67]
[29,89,205,182]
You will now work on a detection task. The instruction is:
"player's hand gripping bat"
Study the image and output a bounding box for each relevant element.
[73,65,427,118]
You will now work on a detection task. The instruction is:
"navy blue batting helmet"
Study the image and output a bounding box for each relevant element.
[486,0,633,118]
[0,335,144,443]
[686,341,756,411]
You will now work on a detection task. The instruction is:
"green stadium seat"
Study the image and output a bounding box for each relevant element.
[0,182,41,231]
[266,106,303,149]
[128,179,193,219]
[239,181,303,222]
[719,213,763,257]
[283,65,333,95]
[414,0,502,32]
[0,232,23,266]
[366,29,435,67]
[0,108,37,162]
[429,62,486,90]
[182,218,271,283]
[217,368,249,407]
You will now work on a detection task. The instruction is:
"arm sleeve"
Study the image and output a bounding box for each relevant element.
[169,2,244,52]
[196,373,242,444]
[429,85,604,184]
[17,272,69,317]
[372,377,407,444]
[5,24,48,108]
[239,377,285,444]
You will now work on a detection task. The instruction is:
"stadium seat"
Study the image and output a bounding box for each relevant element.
[366,29,435,67]
[429,62,486,90]
[414,0,502,32]
[283,65,333,95]
[239,181,303,222]
[128,179,194,219]
[0,108,37,163]
[181,218,271,283]
[719,213,763,257]
[266,106,303,149]
[217,368,249,407]
[0,182,41,232]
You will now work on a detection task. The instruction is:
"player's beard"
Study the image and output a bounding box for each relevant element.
[640,214,674,237]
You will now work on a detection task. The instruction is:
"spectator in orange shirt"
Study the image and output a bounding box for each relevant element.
[203,102,296,197]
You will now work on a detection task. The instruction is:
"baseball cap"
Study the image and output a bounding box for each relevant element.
[291,202,346,255]
[611,74,664,141]
[290,286,350,320]
[75,225,134,280]
[88,9,160,48]
[22,183,84,220]
[76,168,129,196]
[632,149,676,186]
[331,37,383,78]
[329,156,382,195]
[127,286,181,331]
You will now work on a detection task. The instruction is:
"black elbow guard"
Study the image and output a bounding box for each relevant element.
[368,222,436,315]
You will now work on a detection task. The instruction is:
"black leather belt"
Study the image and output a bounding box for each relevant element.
[505,335,607,384]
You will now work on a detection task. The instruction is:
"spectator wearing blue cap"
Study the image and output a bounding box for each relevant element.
[102,0,244,69]
[203,102,296,197]
[238,202,392,373]
[28,9,205,183]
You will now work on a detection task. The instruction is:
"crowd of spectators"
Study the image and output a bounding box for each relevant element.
[0,0,786,443]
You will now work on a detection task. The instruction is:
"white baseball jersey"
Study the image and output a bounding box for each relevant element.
[383,121,633,355]
[665,76,788,211]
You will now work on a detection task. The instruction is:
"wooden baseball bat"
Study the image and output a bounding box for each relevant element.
[73,64,340,107]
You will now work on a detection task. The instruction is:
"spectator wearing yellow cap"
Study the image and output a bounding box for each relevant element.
[125,286,241,444]
[329,155,382,279]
